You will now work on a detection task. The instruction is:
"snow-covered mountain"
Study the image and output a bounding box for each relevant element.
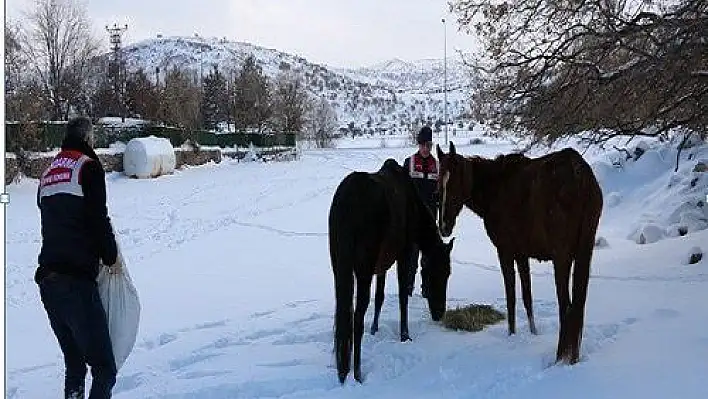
[337,58,471,94]
[110,35,473,133]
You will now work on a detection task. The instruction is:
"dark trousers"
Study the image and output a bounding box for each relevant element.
[39,272,117,399]
[407,203,436,297]
[407,244,430,297]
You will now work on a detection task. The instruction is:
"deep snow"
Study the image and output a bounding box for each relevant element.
[6,130,708,398]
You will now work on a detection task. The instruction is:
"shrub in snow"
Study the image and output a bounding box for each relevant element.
[668,174,683,188]
[694,162,707,173]
[632,149,664,171]
[123,136,176,179]
[631,140,651,160]
[242,142,259,162]
[606,192,622,208]
[671,209,704,236]
[685,247,703,265]
[109,141,127,153]
[605,151,628,169]
[594,236,609,248]
[664,197,708,235]
[631,223,664,245]
[180,139,201,152]
[470,138,485,145]
[679,132,704,150]
[666,224,689,238]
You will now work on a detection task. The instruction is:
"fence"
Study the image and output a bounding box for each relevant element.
[5,122,297,152]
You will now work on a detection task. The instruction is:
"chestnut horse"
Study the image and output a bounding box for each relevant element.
[436,142,602,364]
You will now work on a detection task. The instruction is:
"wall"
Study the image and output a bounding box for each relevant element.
[175,149,222,168]
[5,147,294,183]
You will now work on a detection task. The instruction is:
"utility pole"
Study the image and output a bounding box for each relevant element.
[442,17,448,145]
[106,23,128,120]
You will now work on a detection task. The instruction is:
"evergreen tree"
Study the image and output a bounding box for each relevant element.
[201,66,228,131]
[233,55,271,132]
[125,68,160,120]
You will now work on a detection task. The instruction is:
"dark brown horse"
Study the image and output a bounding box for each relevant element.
[436,142,602,364]
[329,158,454,384]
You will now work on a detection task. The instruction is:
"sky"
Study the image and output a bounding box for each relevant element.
[6,0,480,69]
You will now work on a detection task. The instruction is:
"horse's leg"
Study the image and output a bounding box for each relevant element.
[420,253,430,298]
[371,273,386,335]
[406,244,420,297]
[353,272,372,383]
[553,256,572,363]
[568,240,593,364]
[397,257,412,342]
[498,251,516,335]
[516,256,537,335]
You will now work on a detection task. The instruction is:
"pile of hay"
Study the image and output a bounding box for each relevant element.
[442,304,505,332]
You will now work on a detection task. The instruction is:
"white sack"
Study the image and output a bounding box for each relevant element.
[97,241,141,370]
[123,136,176,178]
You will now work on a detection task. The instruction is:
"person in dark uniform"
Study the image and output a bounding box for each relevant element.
[402,125,439,297]
[35,116,120,399]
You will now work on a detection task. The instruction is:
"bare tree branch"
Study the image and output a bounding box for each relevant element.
[19,0,100,120]
[451,0,707,144]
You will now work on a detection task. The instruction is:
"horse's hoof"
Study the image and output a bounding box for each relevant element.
[370,326,378,335]
[568,353,581,365]
[338,372,348,384]
[400,334,412,342]
[555,352,574,365]
[354,371,364,383]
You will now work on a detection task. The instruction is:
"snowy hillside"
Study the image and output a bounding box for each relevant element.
[103,36,471,131]
[338,58,471,94]
[525,132,708,245]
[6,130,708,398]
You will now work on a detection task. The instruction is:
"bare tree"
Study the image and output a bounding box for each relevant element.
[5,21,25,95]
[5,20,49,152]
[270,71,311,137]
[162,67,203,143]
[19,0,100,120]
[307,96,339,148]
[451,0,708,144]
[6,81,50,153]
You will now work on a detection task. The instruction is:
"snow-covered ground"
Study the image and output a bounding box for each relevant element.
[6,131,708,398]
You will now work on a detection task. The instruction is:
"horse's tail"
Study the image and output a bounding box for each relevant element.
[329,196,355,384]
[333,252,354,384]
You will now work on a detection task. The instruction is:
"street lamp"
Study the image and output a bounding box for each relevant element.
[442,17,448,145]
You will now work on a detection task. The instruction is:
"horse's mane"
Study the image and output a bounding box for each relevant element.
[462,152,530,181]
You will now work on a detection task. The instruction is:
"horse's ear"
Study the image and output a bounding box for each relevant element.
[449,141,456,155]
[436,144,444,159]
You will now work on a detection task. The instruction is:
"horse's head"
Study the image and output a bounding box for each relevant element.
[437,142,467,237]
[422,237,455,321]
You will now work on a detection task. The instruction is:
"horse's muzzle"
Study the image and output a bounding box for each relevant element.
[431,307,445,322]
[439,222,453,237]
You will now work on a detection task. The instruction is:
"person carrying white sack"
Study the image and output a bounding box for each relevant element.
[35,116,122,399]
